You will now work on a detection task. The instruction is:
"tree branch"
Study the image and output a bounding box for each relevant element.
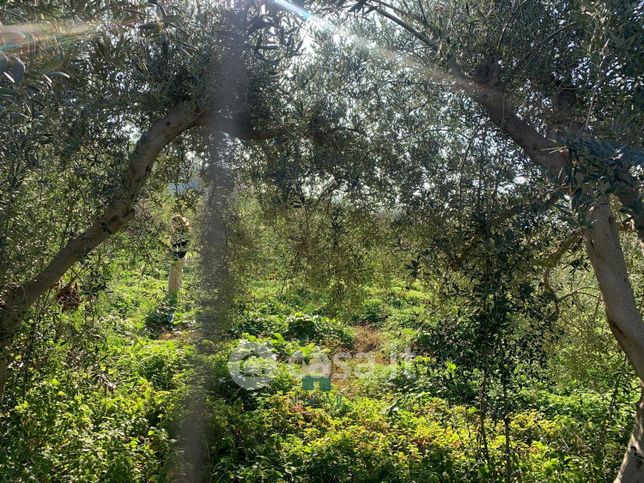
[371,6,438,51]
[0,102,203,340]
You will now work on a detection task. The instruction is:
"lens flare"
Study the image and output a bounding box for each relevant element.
[0,21,100,53]
[275,0,314,20]
[274,0,453,86]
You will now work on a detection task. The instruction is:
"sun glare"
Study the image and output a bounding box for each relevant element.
[0,21,99,53]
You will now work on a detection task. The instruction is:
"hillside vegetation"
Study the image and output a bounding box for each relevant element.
[0,224,637,481]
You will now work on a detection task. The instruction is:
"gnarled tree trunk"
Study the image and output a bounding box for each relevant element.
[616,387,644,482]
[0,102,202,402]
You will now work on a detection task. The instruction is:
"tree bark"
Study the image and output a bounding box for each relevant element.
[616,388,644,482]
[583,201,644,381]
[0,102,202,401]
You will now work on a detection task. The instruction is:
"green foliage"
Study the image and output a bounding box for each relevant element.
[1,1,642,479]
[353,296,387,325]
[0,245,636,482]
[145,296,179,337]
[0,334,190,482]
[203,381,631,482]
[0,246,194,481]
[232,285,355,349]
[183,277,635,482]
[285,313,355,349]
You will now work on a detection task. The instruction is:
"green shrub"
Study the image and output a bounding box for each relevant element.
[144,296,178,336]
[353,296,387,326]
[285,313,355,349]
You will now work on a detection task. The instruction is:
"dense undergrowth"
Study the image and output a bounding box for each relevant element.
[0,253,197,481]
[200,282,635,482]
[0,248,636,481]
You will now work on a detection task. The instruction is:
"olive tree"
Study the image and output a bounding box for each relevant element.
[242,0,642,477]
[314,1,643,477]
[0,0,302,399]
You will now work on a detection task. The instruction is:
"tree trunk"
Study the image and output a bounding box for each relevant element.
[616,388,644,482]
[0,102,202,402]
[168,256,187,296]
[583,201,644,380]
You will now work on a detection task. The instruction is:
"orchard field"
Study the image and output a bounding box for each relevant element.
[1,0,642,481]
